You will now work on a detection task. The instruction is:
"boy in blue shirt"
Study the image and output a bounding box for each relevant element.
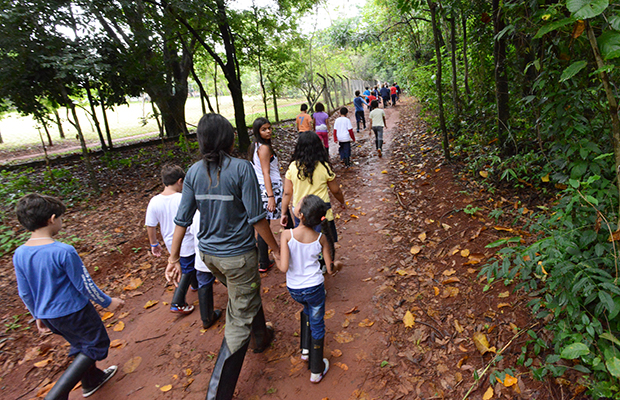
[353,90,368,133]
[13,194,123,400]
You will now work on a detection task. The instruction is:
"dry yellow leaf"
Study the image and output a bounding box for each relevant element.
[101,312,114,321]
[350,214,359,219]
[410,245,421,255]
[342,319,350,328]
[186,368,193,376]
[325,309,335,319]
[498,291,509,298]
[124,277,143,291]
[497,303,511,309]
[442,277,460,284]
[460,249,470,257]
[334,362,349,371]
[418,232,427,242]
[473,332,496,355]
[381,170,388,174]
[144,300,159,309]
[334,331,355,344]
[118,312,130,319]
[480,170,489,178]
[123,356,142,374]
[443,268,456,276]
[482,386,494,400]
[541,173,550,182]
[331,349,342,357]
[113,321,125,332]
[433,286,440,296]
[110,339,127,349]
[464,253,486,265]
[403,311,415,328]
[442,223,451,231]
[34,358,52,368]
[454,320,464,333]
[160,384,172,392]
[358,319,374,327]
[503,373,518,387]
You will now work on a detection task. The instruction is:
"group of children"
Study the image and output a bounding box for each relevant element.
[12,87,397,397]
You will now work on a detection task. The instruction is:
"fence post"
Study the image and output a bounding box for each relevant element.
[317,73,335,112]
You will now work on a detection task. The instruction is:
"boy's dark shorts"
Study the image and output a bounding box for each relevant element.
[355,110,365,122]
[42,302,110,361]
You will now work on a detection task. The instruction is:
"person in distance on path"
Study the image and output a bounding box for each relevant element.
[369,100,388,157]
[353,90,369,133]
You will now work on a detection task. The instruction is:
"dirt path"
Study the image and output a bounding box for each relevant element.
[2,97,558,399]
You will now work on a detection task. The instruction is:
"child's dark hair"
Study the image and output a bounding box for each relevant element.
[315,102,325,112]
[300,104,308,112]
[370,100,379,110]
[197,113,234,185]
[161,164,185,186]
[339,107,348,116]
[292,131,333,185]
[249,117,273,161]
[355,90,360,96]
[299,195,335,260]
[16,193,66,232]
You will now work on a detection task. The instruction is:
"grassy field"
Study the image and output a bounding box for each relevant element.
[0,96,304,151]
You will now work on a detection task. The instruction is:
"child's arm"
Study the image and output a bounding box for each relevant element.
[146,226,162,257]
[166,224,187,286]
[349,129,356,142]
[383,114,388,129]
[333,129,338,143]
[319,234,333,274]
[258,145,276,213]
[280,178,293,227]
[254,218,280,257]
[279,230,291,273]
[327,178,345,206]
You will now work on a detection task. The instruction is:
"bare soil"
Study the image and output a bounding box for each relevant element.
[0,97,576,399]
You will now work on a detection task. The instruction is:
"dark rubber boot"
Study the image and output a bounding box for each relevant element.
[198,284,222,329]
[250,306,274,353]
[45,353,95,400]
[256,233,270,270]
[309,337,329,383]
[300,312,311,364]
[171,270,196,307]
[206,338,250,400]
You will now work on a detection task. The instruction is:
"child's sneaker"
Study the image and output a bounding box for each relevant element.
[190,286,198,292]
[377,149,382,157]
[301,349,309,361]
[82,365,117,398]
[310,359,329,383]
[259,260,275,273]
[170,304,195,315]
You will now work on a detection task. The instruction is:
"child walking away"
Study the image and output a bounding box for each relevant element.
[353,90,368,133]
[369,100,388,157]
[250,117,282,272]
[333,107,355,167]
[146,164,199,315]
[296,103,313,133]
[313,102,330,152]
[13,194,124,399]
[390,83,398,106]
[279,195,335,383]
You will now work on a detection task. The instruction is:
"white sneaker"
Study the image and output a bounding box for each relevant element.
[310,359,329,383]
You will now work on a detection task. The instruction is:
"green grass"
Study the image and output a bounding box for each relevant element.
[0,96,304,152]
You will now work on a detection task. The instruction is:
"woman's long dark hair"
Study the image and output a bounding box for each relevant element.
[196,113,235,185]
[292,131,333,185]
[248,117,273,162]
[299,194,335,260]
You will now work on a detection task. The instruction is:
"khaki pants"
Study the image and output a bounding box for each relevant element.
[200,249,262,353]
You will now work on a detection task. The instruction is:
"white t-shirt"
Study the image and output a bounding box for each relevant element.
[192,211,210,272]
[369,108,386,127]
[286,230,324,289]
[334,116,353,142]
[252,143,282,186]
[145,193,195,257]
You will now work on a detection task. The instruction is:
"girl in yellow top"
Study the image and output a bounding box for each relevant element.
[281,131,345,244]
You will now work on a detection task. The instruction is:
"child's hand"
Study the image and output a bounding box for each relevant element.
[280,214,288,227]
[36,319,51,334]
[107,297,125,311]
[267,197,276,213]
[165,261,181,287]
[151,243,162,257]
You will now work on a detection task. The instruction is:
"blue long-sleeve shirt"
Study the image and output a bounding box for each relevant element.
[353,96,368,112]
[13,241,111,319]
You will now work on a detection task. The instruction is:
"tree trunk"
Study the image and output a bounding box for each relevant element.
[99,91,113,149]
[151,101,164,138]
[191,62,214,114]
[258,53,269,119]
[449,12,461,127]
[462,14,471,97]
[0,129,3,144]
[214,61,220,114]
[493,0,512,155]
[59,84,100,194]
[85,82,107,151]
[41,117,53,146]
[428,0,450,161]
[271,85,280,122]
[148,89,188,138]
[53,109,65,139]
[586,21,620,225]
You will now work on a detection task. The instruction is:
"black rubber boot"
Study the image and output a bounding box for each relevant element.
[206,338,250,400]
[190,271,199,291]
[45,353,95,400]
[171,270,196,307]
[198,284,222,329]
[300,312,311,364]
[250,306,274,353]
[309,337,329,383]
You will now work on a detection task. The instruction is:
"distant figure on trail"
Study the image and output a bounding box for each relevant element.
[280,131,345,274]
[367,90,378,108]
[333,107,356,168]
[250,117,282,273]
[390,83,398,106]
[13,194,124,399]
[380,84,391,108]
[353,90,369,133]
[166,113,279,400]
[395,83,401,100]
[313,102,331,152]
[362,86,371,99]
[278,194,336,383]
[369,100,388,157]
[296,103,313,133]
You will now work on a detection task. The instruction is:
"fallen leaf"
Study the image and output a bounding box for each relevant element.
[36,382,55,398]
[460,249,470,257]
[113,321,125,332]
[503,373,518,387]
[403,311,415,328]
[350,214,359,219]
[497,303,511,309]
[110,339,127,349]
[464,253,486,265]
[473,332,496,355]
[331,349,343,357]
[358,319,374,327]
[361,277,372,282]
[186,368,193,376]
[101,312,114,321]
[334,362,349,371]
[123,356,142,374]
[498,291,509,298]
[118,312,130,319]
[34,358,52,368]
[144,300,159,309]
[124,278,143,291]
[410,245,421,255]
[344,306,358,314]
[442,277,460,284]
[442,287,459,298]
[160,384,172,392]
[392,236,402,243]
[541,173,550,182]
[325,309,335,319]
[454,320,464,333]
[442,223,451,231]
[381,170,388,174]
[342,319,350,328]
[433,286,440,296]
[418,232,427,242]
[482,386,494,400]
[334,331,355,344]
[442,268,456,276]
[479,171,489,178]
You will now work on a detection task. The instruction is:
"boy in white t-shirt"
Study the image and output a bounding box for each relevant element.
[145,165,221,327]
[368,100,388,157]
[333,107,356,167]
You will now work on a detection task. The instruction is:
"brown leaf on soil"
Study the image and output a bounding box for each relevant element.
[442,287,459,298]
[418,232,427,242]
[34,358,53,368]
[497,303,511,309]
[442,277,460,284]
[503,374,518,387]
[144,300,159,309]
[124,277,143,291]
[410,245,421,255]
[454,320,464,333]
[433,286,440,296]
[344,306,358,314]
[498,291,509,298]
[325,309,335,319]
[464,253,486,265]
[358,319,374,327]
[331,349,343,357]
[160,384,172,392]
[36,382,55,397]
[403,311,415,328]
[442,268,456,276]
[342,319,350,328]
[460,249,470,257]
[20,347,40,365]
[101,312,114,321]
[334,362,349,371]
[482,386,494,400]
[473,332,496,355]
[123,356,142,374]
[113,321,125,332]
[334,331,355,344]
[110,339,127,349]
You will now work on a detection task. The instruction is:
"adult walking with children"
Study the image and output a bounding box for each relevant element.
[165,113,280,400]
